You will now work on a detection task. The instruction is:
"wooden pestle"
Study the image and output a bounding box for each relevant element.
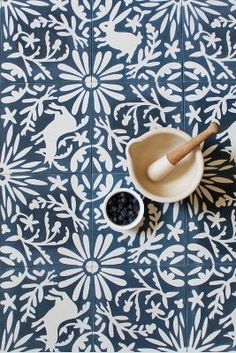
[168,122,220,165]
[147,122,220,182]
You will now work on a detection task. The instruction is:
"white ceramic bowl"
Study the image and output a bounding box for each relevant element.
[103,188,144,231]
[126,128,204,203]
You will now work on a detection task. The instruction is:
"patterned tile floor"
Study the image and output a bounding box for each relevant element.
[0,0,236,352]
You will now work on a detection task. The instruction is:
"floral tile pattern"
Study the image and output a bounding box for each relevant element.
[92,173,186,267]
[1,0,92,82]
[94,266,186,352]
[187,264,236,352]
[183,0,236,81]
[0,0,236,352]
[92,0,182,81]
[0,174,92,268]
[92,81,184,174]
[0,266,93,351]
[0,83,92,174]
[184,82,236,265]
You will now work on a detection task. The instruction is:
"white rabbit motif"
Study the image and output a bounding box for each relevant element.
[97,1,142,63]
[31,103,77,166]
[31,289,79,351]
[219,308,236,346]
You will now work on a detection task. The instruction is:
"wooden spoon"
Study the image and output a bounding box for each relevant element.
[147,122,220,182]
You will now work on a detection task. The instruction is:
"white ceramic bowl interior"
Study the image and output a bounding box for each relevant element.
[126,128,204,203]
[103,188,144,231]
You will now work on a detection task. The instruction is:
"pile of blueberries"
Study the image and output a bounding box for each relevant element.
[106,191,140,225]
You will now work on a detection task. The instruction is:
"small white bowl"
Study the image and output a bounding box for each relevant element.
[103,188,144,231]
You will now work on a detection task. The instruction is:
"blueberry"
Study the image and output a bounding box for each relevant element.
[118,203,123,210]
[120,192,126,198]
[128,211,134,217]
[128,204,133,210]
[113,217,118,224]
[118,215,124,222]
[108,199,113,206]
[111,196,117,203]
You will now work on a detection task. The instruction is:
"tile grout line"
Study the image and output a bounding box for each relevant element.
[180,1,189,351]
[0,1,2,87]
[90,0,93,84]
[181,0,184,90]
[90,2,95,349]
[0,78,186,85]
[1,262,236,275]
[2,78,236,85]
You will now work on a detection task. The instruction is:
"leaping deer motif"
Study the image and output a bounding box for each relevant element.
[31,289,79,351]
[31,103,78,166]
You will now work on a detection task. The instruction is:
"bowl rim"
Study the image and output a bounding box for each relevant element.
[126,128,204,203]
[102,188,144,231]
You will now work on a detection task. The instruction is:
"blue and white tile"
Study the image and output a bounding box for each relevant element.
[92,0,182,81]
[184,81,236,264]
[184,81,236,162]
[92,82,184,174]
[183,1,236,81]
[0,174,92,268]
[92,173,186,267]
[1,0,92,82]
[94,266,186,352]
[187,264,236,352]
[0,266,93,351]
[187,200,236,266]
[0,83,92,174]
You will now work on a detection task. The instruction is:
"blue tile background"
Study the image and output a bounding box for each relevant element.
[94,266,186,352]
[1,1,92,82]
[183,2,236,82]
[0,266,94,351]
[92,0,183,82]
[0,0,235,352]
[92,81,184,174]
[187,264,236,352]
[0,83,92,174]
[92,173,186,267]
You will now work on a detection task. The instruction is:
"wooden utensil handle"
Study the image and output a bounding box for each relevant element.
[168,122,220,165]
